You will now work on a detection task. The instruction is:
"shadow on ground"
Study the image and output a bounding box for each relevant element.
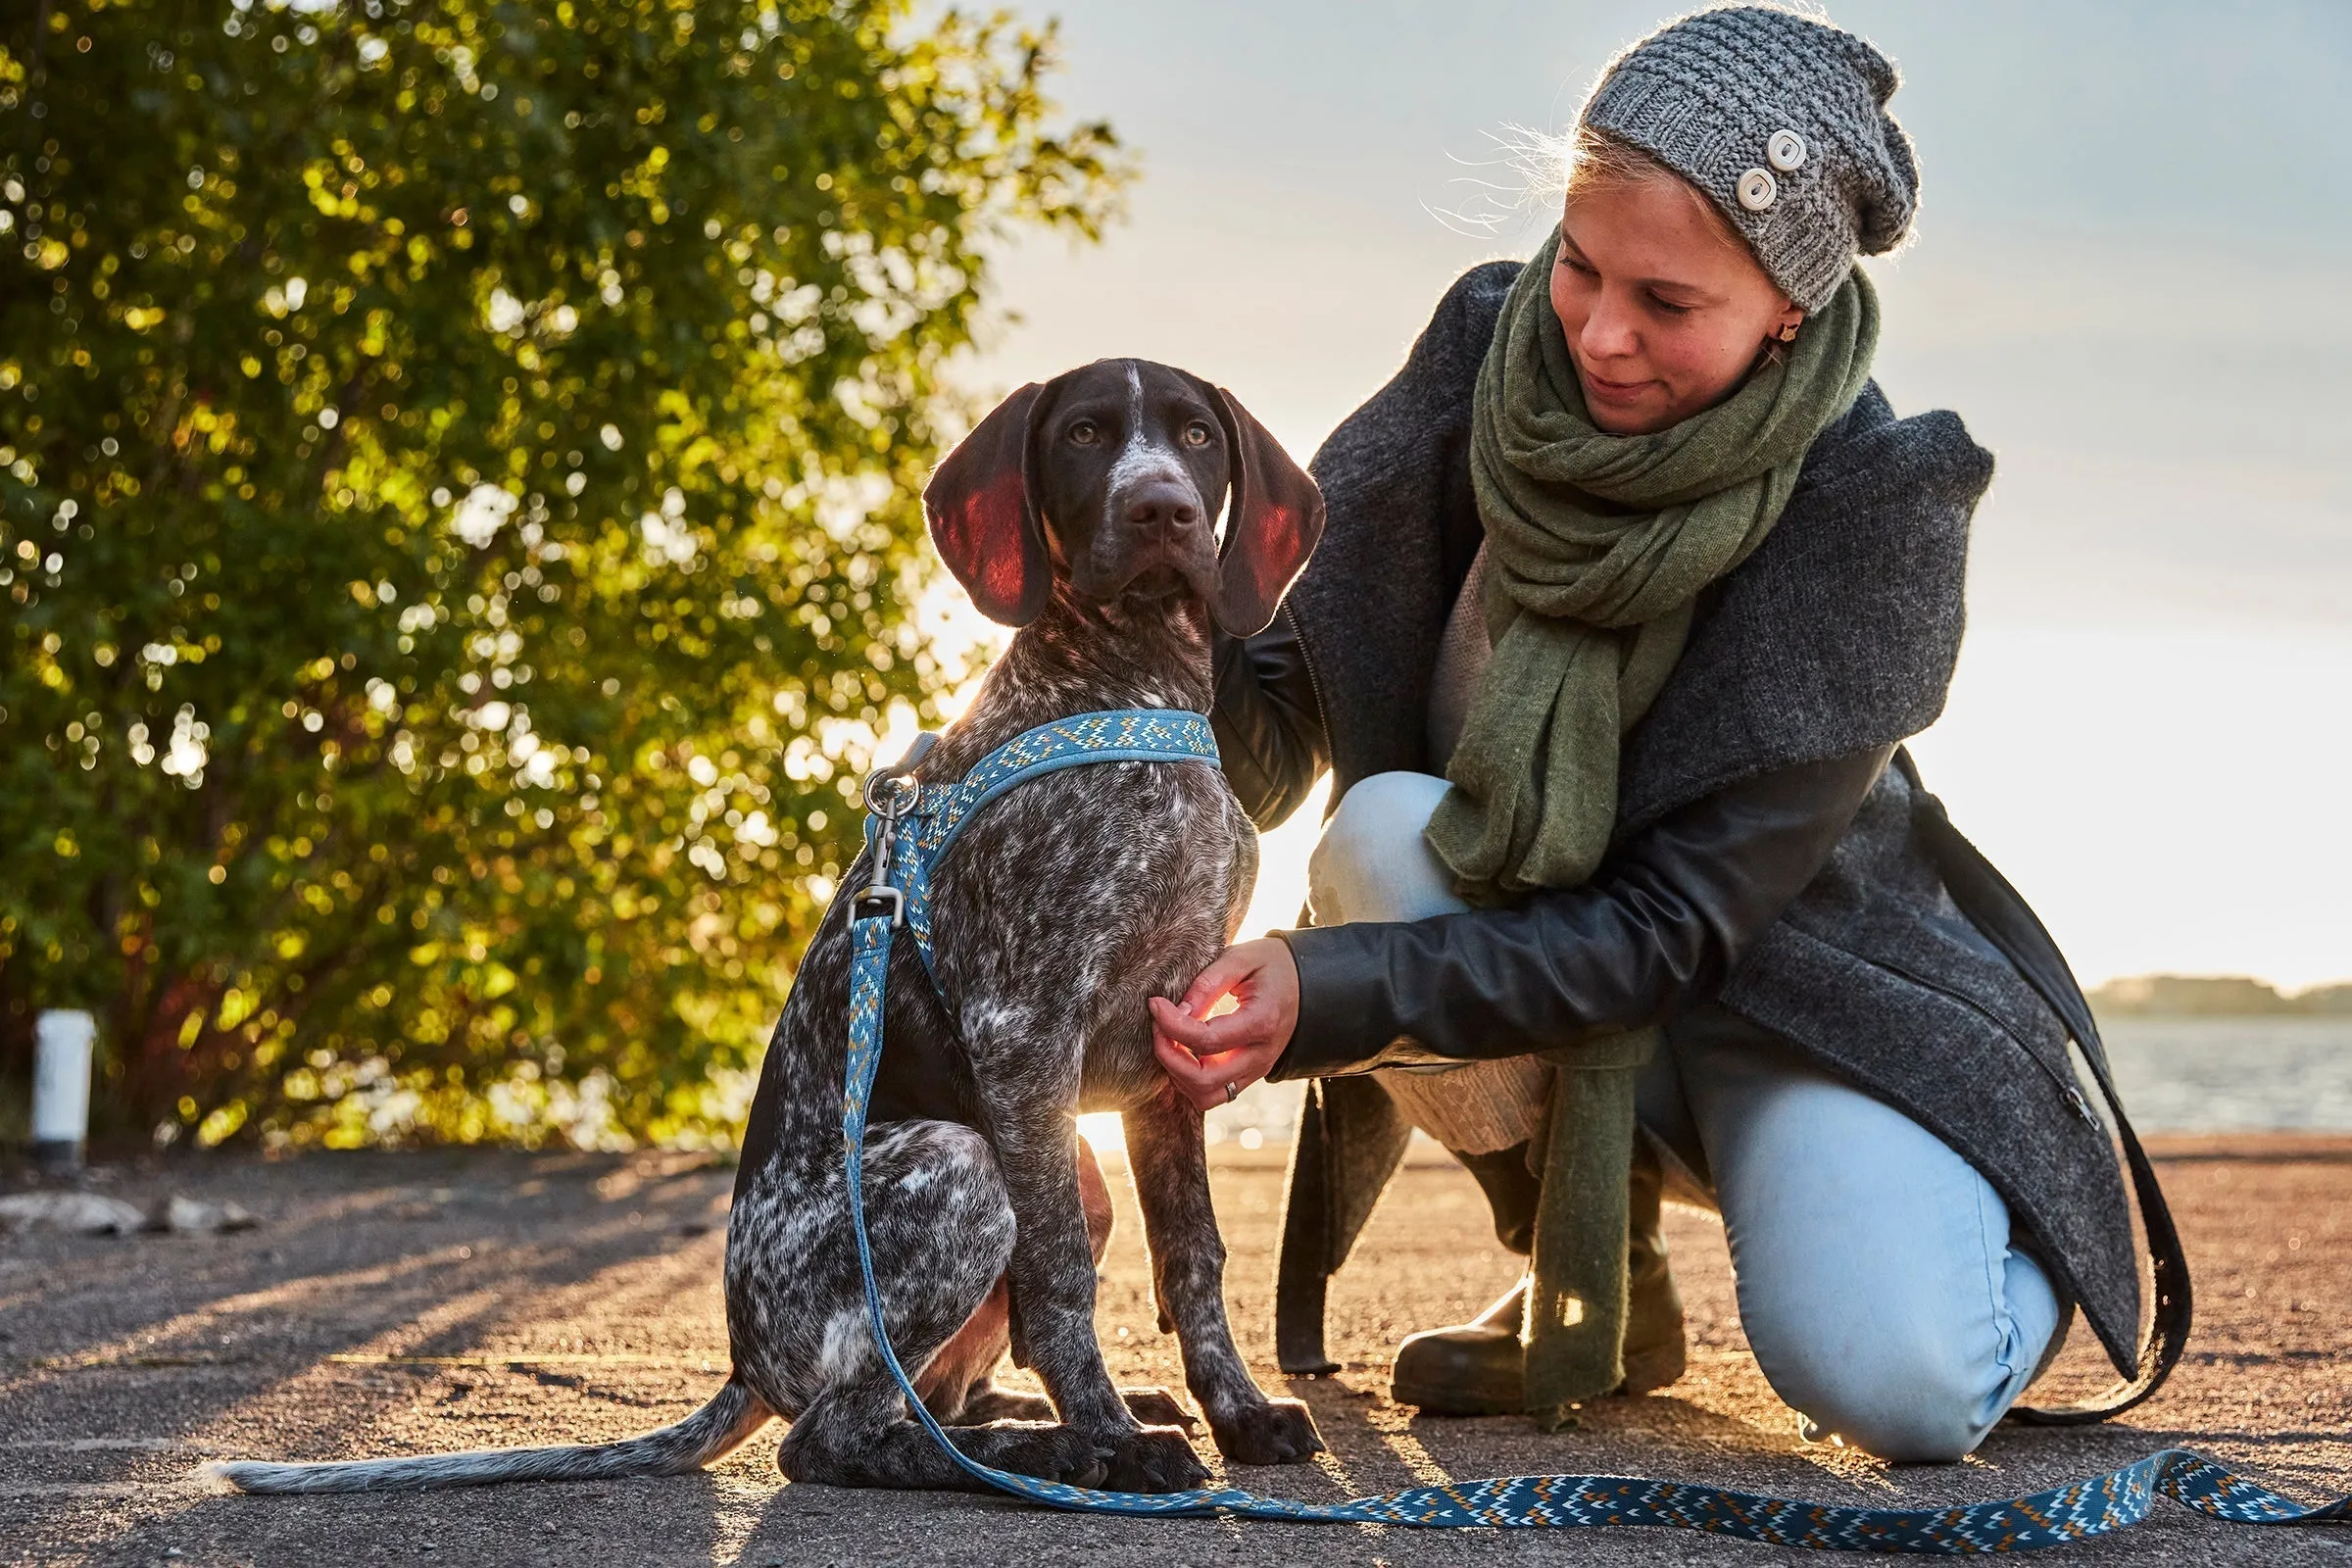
[2,1139,2345,1565]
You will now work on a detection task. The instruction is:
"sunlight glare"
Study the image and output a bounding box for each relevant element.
[1075,1111,1125,1155]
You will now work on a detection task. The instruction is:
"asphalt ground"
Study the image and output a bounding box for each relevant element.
[2,1135,2346,1567]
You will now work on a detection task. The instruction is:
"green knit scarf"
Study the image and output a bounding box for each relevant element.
[1429,230,1879,1426]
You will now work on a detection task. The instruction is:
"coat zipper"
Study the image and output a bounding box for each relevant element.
[1867,952,2105,1131]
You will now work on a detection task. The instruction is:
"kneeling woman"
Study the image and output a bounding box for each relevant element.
[1154,6,2177,1461]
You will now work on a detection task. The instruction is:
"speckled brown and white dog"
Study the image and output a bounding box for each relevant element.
[210,361,1328,1496]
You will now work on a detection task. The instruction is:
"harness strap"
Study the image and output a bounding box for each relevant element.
[834,717,2347,1545]
[862,709,1227,976]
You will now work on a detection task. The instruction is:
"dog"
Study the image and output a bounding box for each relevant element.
[210,360,1328,1494]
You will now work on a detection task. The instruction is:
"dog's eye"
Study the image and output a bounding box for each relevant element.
[1182,421,1213,448]
[1067,419,1100,445]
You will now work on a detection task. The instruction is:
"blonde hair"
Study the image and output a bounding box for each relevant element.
[1559,123,1748,257]
[1440,119,1753,270]
[1446,119,1749,261]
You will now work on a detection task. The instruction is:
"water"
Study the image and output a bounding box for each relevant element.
[2097,1016,2352,1132]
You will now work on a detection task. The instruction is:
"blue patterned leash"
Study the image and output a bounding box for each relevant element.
[840,711,2351,1547]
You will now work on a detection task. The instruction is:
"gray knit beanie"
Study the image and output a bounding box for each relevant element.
[1579,6,1918,313]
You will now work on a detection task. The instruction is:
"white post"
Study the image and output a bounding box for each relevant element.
[32,1009,96,1170]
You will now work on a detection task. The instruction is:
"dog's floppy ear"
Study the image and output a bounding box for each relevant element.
[1201,383,1325,637]
[924,382,1053,626]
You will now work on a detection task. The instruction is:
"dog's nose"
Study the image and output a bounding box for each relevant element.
[1123,481,1201,535]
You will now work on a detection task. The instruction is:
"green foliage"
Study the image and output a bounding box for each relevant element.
[0,0,1123,1150]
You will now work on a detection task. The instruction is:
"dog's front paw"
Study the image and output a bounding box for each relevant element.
[1210,1398,1323,1466]
[986,1424,1110,1490]
[1100,1425,1209,1494]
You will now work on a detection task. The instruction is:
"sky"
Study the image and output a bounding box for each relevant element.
[944,0,2352,990]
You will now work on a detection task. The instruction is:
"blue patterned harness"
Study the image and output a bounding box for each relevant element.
[839,710,2348,1548]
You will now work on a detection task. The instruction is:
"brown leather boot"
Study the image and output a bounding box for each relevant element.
[1390,1276,1528,1416]
[1391,1145,1686,1413]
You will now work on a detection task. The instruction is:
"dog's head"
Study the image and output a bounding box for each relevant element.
[922,361,1324,636]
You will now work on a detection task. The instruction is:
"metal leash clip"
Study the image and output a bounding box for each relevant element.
[853,734,936,927]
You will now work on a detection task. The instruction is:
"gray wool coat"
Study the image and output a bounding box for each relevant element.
[1272,260,2142,1379]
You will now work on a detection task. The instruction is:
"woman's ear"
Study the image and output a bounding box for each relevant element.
[1774,305,1805,344]
[1197,381,1325,637]
[923,382,1054,626]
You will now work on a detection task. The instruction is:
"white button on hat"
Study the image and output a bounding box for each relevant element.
[1737,168,1778,212]
[1767,128,1807,172]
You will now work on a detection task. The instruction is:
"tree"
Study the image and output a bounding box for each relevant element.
[0,0,1124,1150]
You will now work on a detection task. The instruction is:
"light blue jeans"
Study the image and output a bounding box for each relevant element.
[1309,772,2066,1462]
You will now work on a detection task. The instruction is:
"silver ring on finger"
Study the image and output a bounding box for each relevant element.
[1223,1080,1241,1103]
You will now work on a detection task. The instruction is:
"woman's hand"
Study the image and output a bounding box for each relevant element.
[1150,937,1301,1111]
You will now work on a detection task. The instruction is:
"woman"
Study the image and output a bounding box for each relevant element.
[1152,6,2179,1462]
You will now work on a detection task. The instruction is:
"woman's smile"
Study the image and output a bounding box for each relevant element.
[1577,365,1659,411]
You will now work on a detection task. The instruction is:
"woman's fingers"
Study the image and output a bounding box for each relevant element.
[1151,1030,1288,1113]
[1152,1033,1234,1111]
[1152,937,1303,1108]
[1177,944,1261,1016]
[1149,994,1255,1055]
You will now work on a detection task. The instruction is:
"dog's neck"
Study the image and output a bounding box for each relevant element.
[937,585,1214,771]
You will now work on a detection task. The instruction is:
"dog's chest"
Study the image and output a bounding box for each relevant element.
[937,760,1244,959]
[917,760,1248,1089]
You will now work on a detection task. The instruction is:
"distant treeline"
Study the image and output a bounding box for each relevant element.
[2089,975,2352,1017]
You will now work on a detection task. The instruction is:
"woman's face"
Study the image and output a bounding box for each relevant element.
[1549,176,1804,435]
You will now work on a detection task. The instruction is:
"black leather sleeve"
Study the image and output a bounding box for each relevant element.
[1209,607,1331,833]
[1270,746,1893,1079]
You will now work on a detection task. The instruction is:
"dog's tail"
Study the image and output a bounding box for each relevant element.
[200,1377,772,1494]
